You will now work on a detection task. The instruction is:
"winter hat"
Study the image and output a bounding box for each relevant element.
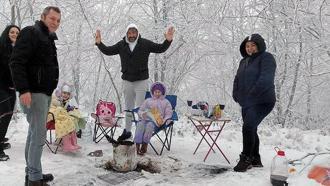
[151,82,166,95]
[239,33,266,57]
[61,84,71,93]
[125,23,139,51]
[126,23,139,35]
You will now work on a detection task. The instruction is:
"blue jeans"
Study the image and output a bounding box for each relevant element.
[21,93,51,181]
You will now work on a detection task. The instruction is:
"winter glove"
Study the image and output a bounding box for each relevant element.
[66,105,75,112]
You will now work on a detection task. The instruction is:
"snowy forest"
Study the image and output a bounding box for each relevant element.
[1,0,330,131]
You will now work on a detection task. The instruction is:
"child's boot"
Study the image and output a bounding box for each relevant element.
[62,135,78,152]
[70,132,81,149]
[136,144,140,153]
[140,143,148,154]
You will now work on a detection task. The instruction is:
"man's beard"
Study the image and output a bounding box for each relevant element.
[128,37,137,42]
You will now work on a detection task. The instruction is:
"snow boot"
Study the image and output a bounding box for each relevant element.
[25,174,54,186]
[136,144,141,154]
[117,129,132,141]
[70,132,81,149]
[251,155,263,167]
[62,135,78,152]
[233,153,252,172]
[140,143,148,155]
[0,151,9,161]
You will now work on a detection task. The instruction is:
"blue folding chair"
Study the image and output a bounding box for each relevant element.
[127,91,178,155]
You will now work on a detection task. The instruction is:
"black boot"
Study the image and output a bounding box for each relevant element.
[25,174,54,186]
[233,153,252,172]
[117,129,132,141]
[27,180,49,186]
[0,151,9,161]
[251,155,263,167]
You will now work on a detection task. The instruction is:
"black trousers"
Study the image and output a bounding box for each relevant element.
[0,89,16,150]
[241,102,275,157]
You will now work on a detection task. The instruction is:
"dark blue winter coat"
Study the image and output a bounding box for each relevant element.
[232,34,276,108]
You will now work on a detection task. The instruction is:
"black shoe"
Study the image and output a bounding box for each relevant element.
[25,174,54,186]
[27,179,49,186]
[0,151,9,161]
[0,142,11,150]
[117,129,132,141]
[251,155,263,167]
[1,137,9,143]
[233,153,252,172]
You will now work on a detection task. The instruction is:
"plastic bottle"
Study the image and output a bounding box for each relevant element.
[270,147,289,186]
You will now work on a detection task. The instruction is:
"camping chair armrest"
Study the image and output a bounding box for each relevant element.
[164,118,173,124]
[91,113,100,123]
[48,112,55,121]
[124,108,140,114]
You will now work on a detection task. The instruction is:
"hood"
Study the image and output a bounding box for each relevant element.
[150,82,167,98]
[239,33,266,57]
[55,82,74,99]
[125,23,139,43]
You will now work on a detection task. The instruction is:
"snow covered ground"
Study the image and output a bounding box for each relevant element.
[1,114,329,186]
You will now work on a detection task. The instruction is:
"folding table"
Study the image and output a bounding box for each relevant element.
[188,115,231,164]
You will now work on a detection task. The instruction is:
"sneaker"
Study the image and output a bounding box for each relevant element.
[251,155,263,167]
[0,142,11,150]
[233,153,252,172]
[117,129,132,141]
[0,151,9,161]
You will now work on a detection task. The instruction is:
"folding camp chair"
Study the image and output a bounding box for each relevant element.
[91,113,122,143]
[128,91,178,155]
[91,100,123,143]
[45,112,62,154]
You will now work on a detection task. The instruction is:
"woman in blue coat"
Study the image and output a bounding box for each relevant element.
[233,34,276,172]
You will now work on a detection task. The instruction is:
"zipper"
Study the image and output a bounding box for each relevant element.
[37,68,41,84]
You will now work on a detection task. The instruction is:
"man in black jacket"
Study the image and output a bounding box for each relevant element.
[95,24,175,141]
[10,6,61,186]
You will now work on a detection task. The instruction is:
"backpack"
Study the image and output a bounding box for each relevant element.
[96,100,116,127]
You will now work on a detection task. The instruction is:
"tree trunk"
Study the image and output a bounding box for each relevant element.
[282,27,303,128]
[73,24,82,106]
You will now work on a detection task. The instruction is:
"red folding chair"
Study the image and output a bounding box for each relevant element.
[45,112,62,154]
